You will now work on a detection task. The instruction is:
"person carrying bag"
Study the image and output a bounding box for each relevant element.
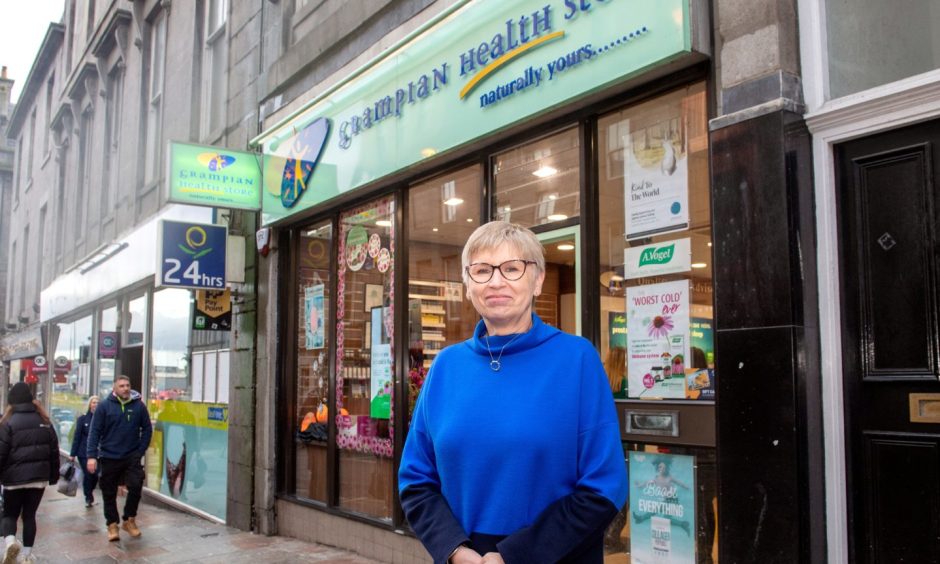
[0,383,59,564]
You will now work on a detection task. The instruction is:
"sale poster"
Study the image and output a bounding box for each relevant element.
[304,285,325,349]
[627,280,690,399]
[629,452,696,563]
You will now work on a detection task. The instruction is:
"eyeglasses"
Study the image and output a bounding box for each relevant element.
[465,259,537,284]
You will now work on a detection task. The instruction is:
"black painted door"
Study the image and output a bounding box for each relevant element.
[837,120,940,563]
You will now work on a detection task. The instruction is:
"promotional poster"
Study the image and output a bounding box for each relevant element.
[629,452,696,563]
[627,280,691,398]
[304,285,325,349]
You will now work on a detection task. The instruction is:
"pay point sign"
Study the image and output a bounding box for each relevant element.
[157,220,227,290]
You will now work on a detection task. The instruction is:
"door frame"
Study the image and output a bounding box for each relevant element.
[536,225,582,336]
[798,3,940,559]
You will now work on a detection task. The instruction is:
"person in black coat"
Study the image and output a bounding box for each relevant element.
[0,382,59,563]
[69,396,100,507]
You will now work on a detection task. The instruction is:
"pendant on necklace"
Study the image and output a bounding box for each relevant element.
[490,360,501,371]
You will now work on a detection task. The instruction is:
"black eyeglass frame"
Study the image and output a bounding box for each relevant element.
[464,259,538,284]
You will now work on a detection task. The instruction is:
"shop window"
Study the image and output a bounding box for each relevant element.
[293,220,333,503]
[147,287,228,520]
[96,305,118,398]
[597,82,716,560]
[407,166,481,422]
[52,315,93,446]
[826,0,940,99]
[493,127,580,228]
[336,195,395,519]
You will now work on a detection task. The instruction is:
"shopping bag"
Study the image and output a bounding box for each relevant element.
[56,461,81,497]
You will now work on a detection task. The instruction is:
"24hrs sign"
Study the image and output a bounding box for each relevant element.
[157,220,227,289]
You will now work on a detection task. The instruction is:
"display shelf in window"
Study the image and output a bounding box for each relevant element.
[409,279,450,368]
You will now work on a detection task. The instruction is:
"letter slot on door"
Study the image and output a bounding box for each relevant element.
[625,410,679,437]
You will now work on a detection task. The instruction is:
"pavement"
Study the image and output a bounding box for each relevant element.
[24,486,382,563]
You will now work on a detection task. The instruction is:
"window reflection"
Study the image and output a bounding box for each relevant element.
[52,315,93,446]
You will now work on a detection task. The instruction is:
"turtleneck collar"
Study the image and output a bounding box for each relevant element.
[467,313,560,357]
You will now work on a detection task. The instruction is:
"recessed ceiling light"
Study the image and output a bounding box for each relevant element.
[557,244,574,251]
[466,218,473,223]
[376,220,392,227]
[503,206,511,212]
[691,262,707,269]
[548,194,557,200]
[420,148,437,158]
[707,242,712,247]
[547,214,568,222]
[532,165,558,178]
[432,227,439,232]
[443,197,464,206]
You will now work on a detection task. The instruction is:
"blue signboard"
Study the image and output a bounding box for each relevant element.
[157,220,227,290]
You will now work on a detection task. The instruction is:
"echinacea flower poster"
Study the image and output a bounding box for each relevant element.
[627,280,691,398]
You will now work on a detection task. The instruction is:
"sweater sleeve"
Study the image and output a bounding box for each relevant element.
[86,407,103,459]
[69,414,84,457]
[137,402,153,457]
[496,343,628,563]
[398,371,470,564]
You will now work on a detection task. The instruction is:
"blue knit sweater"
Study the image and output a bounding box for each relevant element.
[399,314,627,563]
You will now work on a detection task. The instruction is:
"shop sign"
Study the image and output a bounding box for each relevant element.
[624,238,691,280]
[157,220,227,290]
[53,356,71,384]
[629,451,696,563]
[167,141,262,211]
[98,331,119,359]
[31,355,48,373]
[0,328,44,361]
[258,0,693,225]
[193,289,233,331]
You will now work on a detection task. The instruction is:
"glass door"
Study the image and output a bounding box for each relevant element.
[536,226,581,336]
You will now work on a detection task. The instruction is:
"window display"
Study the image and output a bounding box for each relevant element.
[294,220,332,502]
[337,195,396,519]
[597,82,714,402]
[51,315,93,446]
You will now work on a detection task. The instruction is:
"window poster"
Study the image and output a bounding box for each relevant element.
[686,317,715,401]
[304,285,325,349]
[629,452,696,564]
[627,280,690,399]
[370,307,392,419]
[623,122,690,240]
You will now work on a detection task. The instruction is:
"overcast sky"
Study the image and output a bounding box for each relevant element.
[0,0,66,103]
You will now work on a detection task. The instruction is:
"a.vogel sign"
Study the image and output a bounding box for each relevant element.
[257,0,695,225]
[624,238,691,279]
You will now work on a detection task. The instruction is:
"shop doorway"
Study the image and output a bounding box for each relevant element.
[119,346,144,395]
[836,119,940,563]
[536,226,580,336]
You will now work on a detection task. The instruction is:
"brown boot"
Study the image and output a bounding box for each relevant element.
[107,523,120,542]
[121,517,142,538]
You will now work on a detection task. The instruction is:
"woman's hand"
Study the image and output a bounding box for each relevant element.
[451,546,484,564]
[481,553,505,564]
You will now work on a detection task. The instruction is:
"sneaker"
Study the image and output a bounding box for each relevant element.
[85,499,96,508]
[21,554,36,563]
[121,517,141,538]
[107,523,120,542]
[2,539,20,564]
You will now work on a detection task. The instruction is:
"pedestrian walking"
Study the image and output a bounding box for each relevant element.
[0,382,60,563]
[86,376,152,542]
[69,396,100,507]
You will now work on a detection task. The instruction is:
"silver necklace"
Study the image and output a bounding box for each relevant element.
[484,332,523,371]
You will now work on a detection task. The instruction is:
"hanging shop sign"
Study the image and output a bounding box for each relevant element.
[157,220,228,290]
[0,328,44,361]
[624,238,692,280]
[193,289,233,331]
[256,0,694,224]
[626,280,691,399]
[98,331,119,359]
[167,141,262,211]
[629,451,696,563]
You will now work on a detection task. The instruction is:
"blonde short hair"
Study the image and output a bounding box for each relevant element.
[461,221,545,285]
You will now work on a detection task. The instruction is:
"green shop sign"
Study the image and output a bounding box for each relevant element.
[257,0,694,225]
[168,141,262,211]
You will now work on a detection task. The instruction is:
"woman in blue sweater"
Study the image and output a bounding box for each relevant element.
[399,221,628,564]
[69,396,100,507]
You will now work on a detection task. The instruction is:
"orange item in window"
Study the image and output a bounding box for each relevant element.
[301,412,317,431]
[315,404,348,423]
